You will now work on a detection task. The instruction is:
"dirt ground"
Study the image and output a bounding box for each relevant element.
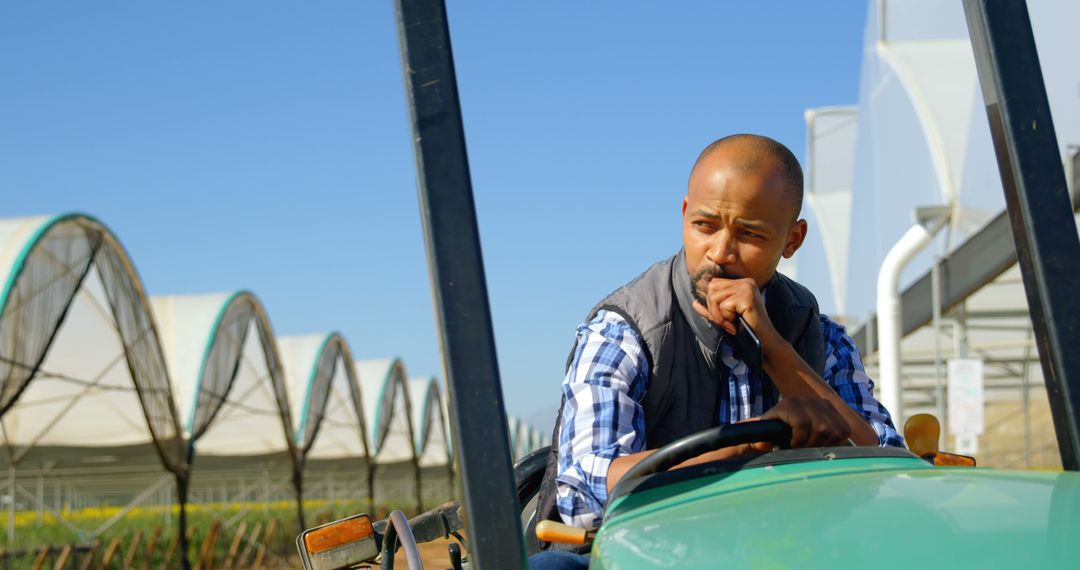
[386,536,458,569]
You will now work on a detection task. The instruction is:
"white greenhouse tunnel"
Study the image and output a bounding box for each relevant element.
[151,291,296,462]
[507,416,522,459]
[0,211,542,544]
[801,0,1080,322]
[804,106,857,318]
[407,376,455,505]
[802,0,1080,465]
[152,290,303,528]
[280,332,375,517]
[505,415,546,460]
[355,358,417,465]
[0,213,458,499]
[0,215,184,476]
[355,358,422,510]
[280,333,370,463]
[406,376,451,470]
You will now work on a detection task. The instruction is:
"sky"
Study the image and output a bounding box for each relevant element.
[0,1,869,431]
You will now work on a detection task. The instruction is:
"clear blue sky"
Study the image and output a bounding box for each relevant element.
[0,1,868,430]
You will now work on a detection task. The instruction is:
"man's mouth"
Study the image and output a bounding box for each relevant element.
[690,265,738,306]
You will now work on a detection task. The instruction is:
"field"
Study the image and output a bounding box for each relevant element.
[0,498,440,569]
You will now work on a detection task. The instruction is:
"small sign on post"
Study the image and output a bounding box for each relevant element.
[948,358,985,455]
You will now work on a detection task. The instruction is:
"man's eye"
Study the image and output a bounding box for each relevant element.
[693,221,715,231]
[741,230,762,239]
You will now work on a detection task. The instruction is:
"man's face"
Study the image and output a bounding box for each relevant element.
[681,151,807,304]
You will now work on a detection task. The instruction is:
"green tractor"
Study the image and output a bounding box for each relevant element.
[545,418,1077,567]
[299,0,1080,567]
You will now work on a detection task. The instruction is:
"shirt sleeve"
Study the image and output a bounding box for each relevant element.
[819,315,905,447]
[555,310,650,530]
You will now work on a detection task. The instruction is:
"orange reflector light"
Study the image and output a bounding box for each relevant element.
[904,413,941,457]
[303,515,374,555]
[928,452,977,467]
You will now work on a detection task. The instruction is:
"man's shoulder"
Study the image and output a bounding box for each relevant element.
[768,270,821,310]
[817,313,861,355]
[595,253,679,304]
[581,309,635,332]
[585,253,680,336]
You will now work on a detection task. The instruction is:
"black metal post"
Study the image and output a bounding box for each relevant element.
[393,0,527,568]
[413,456,424,514]
[176,472,191,570]
[294,466,306,535]
[367,462,376,516]
[964,0,1080,470]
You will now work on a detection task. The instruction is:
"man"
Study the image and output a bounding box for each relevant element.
[529,134,902,570]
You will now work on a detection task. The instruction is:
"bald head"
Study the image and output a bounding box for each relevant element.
[689,134,804,218]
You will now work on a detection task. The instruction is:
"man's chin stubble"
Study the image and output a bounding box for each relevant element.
[690,266,735,307]
[690,284,709,307]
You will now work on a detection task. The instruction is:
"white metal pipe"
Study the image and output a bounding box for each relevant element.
[876,219,945,423]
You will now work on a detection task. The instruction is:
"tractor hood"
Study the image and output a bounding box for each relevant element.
[594,453,1080,568]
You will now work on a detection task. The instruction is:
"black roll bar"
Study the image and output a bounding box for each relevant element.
[964,0,1080,470]
[393,0,528,567]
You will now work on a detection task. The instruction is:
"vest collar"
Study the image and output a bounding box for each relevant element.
[764,272,815,346]
[672,250,724,352]
[674,250,795,354]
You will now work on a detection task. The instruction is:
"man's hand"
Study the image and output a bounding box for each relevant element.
[691,277,782,352]
[690,276,878,447]
[763,396,851,448]
[607,439,770,494]
[607,397,854,494]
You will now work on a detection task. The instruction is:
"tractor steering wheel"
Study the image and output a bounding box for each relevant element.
[609,419,793,501]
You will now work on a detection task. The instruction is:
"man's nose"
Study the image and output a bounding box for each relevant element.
[705,230,737,266]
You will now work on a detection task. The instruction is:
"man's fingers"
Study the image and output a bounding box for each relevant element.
[692,300,717,323]
[810,417,834,447]
[789,408,811,447]
[719,301,738,323]
[764,397,856,448]
[824,402,851,445]
[804,400,850,446]
[701,277,773,338]
[706,278,756,311]
[829,405,853,445]
[763,404,809,447]
[693,300,737,334]
[802,400,826,446]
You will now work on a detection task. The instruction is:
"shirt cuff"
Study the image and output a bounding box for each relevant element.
[555,451,618,529]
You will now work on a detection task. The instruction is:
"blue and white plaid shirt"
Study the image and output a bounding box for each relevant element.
[555,309,903,529]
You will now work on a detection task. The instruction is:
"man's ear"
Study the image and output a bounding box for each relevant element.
[681,196,688,217]
[782,219,808,258]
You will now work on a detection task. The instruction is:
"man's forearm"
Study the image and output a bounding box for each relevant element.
[605,443,768,495]
[763,340,880,446]
[605,450,655,494]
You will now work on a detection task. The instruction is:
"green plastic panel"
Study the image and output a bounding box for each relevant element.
[594,457,1080,568]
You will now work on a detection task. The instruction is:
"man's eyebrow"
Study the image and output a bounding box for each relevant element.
[690,209,721,219]
[735,218,770,232]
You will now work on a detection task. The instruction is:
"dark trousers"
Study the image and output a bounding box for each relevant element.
[528,551,590,570]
